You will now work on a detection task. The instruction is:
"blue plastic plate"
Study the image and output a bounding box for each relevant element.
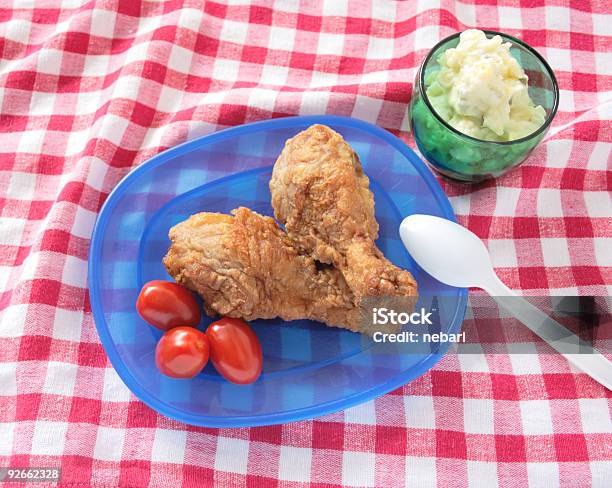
[89,115,467,427]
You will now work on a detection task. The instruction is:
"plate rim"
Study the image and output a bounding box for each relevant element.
[88,115,468,427]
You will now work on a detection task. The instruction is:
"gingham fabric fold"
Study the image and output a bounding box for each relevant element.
[0,1,610,486]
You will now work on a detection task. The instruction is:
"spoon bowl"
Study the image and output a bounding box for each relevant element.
[399,214,495,289]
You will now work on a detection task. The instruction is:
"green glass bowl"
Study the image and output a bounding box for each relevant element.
[409,30,559,182]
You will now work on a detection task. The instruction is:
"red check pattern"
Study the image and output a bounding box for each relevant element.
[0,0,611,486]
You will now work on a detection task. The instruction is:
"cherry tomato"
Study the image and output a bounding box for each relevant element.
[206,318,263,384]
[155,326,209,378]
[136,280,200,331]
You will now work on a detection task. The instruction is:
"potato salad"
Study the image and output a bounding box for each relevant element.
[425,29,546,142]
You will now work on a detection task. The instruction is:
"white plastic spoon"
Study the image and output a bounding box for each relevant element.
[399,214,612,390]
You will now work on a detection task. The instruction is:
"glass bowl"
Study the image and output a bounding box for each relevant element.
[409,30,559,182]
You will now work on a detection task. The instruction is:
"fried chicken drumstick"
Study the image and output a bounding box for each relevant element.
[163,124,416,335]
[164,207,375,332]
[269,124,417,304]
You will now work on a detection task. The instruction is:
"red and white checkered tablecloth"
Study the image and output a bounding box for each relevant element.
[0,0,610,486]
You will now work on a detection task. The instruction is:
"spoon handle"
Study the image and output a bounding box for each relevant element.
[483,276,612,391]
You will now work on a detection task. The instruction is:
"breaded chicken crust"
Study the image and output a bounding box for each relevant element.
[164,207,373,332]
[270,124,417,305]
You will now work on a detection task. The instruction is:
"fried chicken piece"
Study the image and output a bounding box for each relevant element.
[269,124,417,304]
[164,207,376,333]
